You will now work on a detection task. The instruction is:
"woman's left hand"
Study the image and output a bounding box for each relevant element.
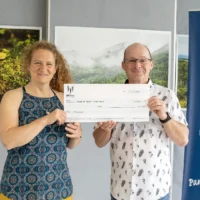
[65,122,82,139]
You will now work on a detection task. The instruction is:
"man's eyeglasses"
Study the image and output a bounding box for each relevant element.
[124,58,152,64]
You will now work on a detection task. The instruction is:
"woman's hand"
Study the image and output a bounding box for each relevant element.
[65,122,82,139]
[45,109,66,125]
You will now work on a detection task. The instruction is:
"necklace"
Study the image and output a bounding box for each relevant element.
[24,86,54,116]
[39,94,55,115]
[32,92,55,116]
[43,98,51,115]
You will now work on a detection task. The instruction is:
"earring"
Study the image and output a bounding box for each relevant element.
[52,75,56,84]
[27,74,31,82]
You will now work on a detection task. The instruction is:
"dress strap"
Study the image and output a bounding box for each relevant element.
[51,88,56,96]
[22,86,26,93]
[22,86,56,96]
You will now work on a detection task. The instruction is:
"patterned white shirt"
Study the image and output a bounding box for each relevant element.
[107,81,187,200]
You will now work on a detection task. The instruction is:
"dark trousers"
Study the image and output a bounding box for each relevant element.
[111,193,169,200]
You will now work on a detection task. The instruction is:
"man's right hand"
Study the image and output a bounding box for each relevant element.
[97,121,116,132]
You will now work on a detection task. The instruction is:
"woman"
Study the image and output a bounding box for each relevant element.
[0,41,82,200]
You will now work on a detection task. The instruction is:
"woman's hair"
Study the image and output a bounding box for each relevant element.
[21,40,73,92]
[0,94,3,103]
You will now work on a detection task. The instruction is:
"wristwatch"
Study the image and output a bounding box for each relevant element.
[159,112,171,123]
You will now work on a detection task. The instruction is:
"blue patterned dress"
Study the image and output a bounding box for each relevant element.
[0,87,73,200]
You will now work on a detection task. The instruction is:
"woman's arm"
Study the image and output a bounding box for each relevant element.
[65,122,82,149]
[55,91,82,149]
[0,89,66,150]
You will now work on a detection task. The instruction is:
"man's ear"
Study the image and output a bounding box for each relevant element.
[150,60,154,71]
[122,61,125,71]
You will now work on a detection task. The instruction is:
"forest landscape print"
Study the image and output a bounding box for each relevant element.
[55,27,171,87]
[177,35,188,108]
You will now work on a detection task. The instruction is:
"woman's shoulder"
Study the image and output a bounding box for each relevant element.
[53,90,64,104]
[2,87,23,103]
[53,90,63,98]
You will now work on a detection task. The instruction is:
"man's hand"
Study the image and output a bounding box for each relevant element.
[97,121,116,132]
[148,96,167,120]
[93,121,116,148]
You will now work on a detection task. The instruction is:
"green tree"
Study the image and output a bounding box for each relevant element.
[0,28,40,96]
[177,59,188,108]
[151,52,168,87]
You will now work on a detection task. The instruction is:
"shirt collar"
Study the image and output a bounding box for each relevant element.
[124,79,153,88]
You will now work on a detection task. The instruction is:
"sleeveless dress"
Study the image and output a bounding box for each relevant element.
[0,87,73,200]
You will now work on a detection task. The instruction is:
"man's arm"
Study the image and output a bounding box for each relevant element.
[93,121,116,147]
[159,113,189,146]
[148,96,189,147]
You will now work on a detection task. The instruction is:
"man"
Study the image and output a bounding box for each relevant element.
[93,43,189,200]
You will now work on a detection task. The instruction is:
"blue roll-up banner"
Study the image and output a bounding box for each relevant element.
[182,10,200,200]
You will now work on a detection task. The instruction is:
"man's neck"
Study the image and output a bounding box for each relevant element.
[125,78,150,84]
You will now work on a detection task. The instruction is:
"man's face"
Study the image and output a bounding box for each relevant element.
[122,44,153,84]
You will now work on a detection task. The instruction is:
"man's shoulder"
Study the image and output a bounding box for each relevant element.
[151,83,180,105]
[152,83,174,94]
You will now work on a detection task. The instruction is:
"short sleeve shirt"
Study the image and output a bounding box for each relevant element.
[109,81,187,200]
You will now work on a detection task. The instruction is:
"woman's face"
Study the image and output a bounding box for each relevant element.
[29,49,57,84]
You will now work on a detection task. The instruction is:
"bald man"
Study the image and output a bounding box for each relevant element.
[93,43,189,200]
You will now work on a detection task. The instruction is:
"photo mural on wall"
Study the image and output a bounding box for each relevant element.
[176,35,188,109]
[55,26,171,87]
[0,26,42,99]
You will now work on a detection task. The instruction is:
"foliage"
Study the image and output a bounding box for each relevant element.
[71,64,126,84]
[0,28,40,96]
[151,52,168,87]
[70,51,169,86]
[177,59,188,108]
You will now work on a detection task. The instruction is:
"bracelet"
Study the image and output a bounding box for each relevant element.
[159,112,171,124]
